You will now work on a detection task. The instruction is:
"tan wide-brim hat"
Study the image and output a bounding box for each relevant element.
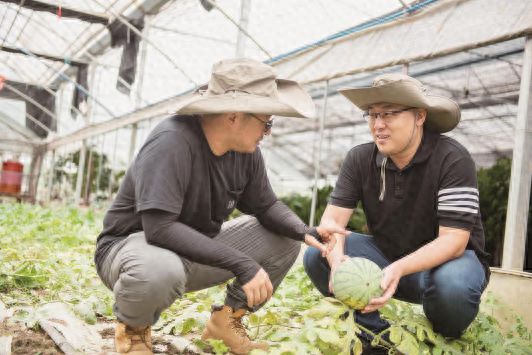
[173,58,316,119]
[338,73,460,133]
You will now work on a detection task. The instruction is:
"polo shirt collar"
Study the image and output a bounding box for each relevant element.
[375,130,440,171]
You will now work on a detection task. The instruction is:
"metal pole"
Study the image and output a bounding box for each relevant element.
[128,124,138,165]
[205,0,272,59]
[309,80,329,227]
[127,15,150,166]
[501,36,532,270]
[96,134,105,196]
[28,147,45,203]
[83,145,94,205]
[235,0,251,57]
[108,129,119,199]
[46,149,55,202]
[74,140,87,204]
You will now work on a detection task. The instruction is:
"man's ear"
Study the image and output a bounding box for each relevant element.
[416,109,427,127]
[226,112,238,126]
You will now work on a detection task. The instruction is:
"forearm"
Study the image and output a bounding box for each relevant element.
[255,200,309,241]
[391,226,469,277]
[320,204,352,265]
[142,210,261,284]
[326,235,345,265]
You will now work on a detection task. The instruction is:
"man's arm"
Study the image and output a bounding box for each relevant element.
[142,209,274,308]
[319,204,354,292]
[142,210,261,285]
[255,200,348,255]
[363,225,469,313]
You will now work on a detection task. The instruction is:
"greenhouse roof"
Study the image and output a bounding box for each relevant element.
[1,0,531,190]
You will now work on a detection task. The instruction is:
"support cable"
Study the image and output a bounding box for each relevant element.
[2,60,85,119]
[1,0,24,47]
[91,0,199,87]
[203,0,272,60]
[35,0,120,85]
[15,11,143,103]
[3,82,56,119]
[8,42,117,117]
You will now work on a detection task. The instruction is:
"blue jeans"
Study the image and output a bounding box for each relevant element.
[303,232,487,338]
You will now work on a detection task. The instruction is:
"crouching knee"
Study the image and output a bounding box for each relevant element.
[423,278,482,338]
[115,250,187,309]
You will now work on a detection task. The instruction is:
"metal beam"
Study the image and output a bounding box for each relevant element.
[0,0,109,25]
[0,44,88,66]
[309,80,328,227]
[42,0,170,89]
[44,94,189,150]
[308,47,524,100]
[0,111,40,141]
[502,36,532,270]
[0,138,36,153]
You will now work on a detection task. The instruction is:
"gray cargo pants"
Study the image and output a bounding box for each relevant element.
[97,215,301,327]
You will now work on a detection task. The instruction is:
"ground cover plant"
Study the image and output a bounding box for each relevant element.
[0,202,530,354]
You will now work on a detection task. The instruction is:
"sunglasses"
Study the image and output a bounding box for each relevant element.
[248,113,274,132]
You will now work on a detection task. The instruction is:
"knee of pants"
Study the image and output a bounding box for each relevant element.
[303,246,331,296]
[423,271,482,338]
[282,238,301,265]
[114,250,186,308]
[303,246,322,275]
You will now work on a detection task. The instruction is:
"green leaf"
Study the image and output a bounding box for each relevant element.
[390,326,403,344]
[206,338,230,354]
[315,328,341,344]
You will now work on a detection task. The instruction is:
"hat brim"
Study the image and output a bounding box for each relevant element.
[173,79,316,119]
[338,81,460,133]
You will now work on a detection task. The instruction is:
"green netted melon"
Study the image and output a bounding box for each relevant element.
[332,257,383,309]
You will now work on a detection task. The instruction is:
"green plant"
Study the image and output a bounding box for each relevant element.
[1,203,530,354]
[280,185,367,233]
[477,157,532,267]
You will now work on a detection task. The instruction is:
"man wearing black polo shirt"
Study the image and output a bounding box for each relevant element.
[303,74,489,350]
[95,58,346,355]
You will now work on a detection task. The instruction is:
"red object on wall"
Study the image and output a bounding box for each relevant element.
[0,161,24,194]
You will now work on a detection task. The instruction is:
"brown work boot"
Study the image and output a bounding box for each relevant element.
[115,321,153,354]
[202,305,268,355]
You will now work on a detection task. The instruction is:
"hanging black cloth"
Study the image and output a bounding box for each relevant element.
[108,17,145,95]
[0,81,56,138]
[71,63,89,115]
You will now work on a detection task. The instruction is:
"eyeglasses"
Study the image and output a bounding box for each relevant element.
[249,113,274,132]
[363,107,415,124]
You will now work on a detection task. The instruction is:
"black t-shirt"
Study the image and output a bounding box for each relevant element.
[95,115,279,267]
[330,131,489,270]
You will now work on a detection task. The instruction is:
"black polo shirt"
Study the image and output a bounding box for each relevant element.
[330,130,489,269]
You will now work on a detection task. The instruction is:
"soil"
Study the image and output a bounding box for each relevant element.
[0,321,62,354]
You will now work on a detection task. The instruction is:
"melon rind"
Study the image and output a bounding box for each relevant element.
[332,257,383,310]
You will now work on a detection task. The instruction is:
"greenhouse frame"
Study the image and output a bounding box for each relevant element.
[0,0,531,353]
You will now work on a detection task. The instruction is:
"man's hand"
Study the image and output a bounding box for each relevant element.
[241,268,273,308]
[362,262,403,313]
[304,225,349,257]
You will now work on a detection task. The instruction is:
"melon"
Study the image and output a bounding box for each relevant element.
[332,257,383,309]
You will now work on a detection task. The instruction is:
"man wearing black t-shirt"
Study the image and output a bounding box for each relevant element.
[95,58,347,355]
[303,74,489,352]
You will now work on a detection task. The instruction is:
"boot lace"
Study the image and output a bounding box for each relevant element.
[126,326,151,349]
[229,317,249,338]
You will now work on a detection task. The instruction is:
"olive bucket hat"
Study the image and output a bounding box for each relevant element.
[338,73,460,133]
[173,58,316,119]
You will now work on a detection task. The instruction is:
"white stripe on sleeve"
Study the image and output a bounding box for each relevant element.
[438,205,478,214]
